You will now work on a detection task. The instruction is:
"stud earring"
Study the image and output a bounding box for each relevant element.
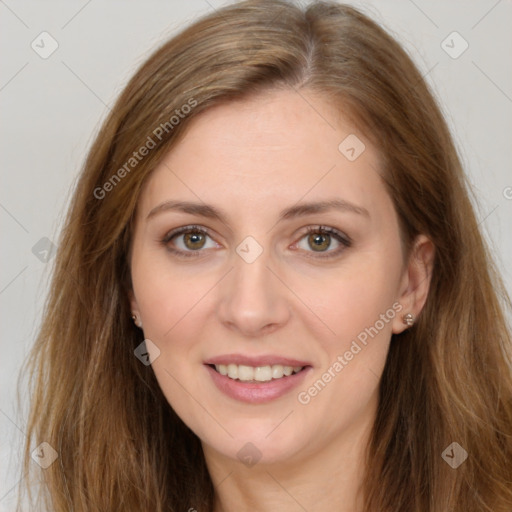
[403,313,414,327]
[131,314,142,328]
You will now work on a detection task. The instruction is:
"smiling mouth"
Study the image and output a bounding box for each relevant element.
[208,363,308,382]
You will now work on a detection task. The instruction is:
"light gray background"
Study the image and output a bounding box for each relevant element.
[1,0,511,507]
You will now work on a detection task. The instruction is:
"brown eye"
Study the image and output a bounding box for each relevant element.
[162,225,218,258]
[183,231,206,250]
[308,232,331,252]
[294,226,351,259]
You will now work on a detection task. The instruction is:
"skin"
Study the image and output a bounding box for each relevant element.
[129,88,434,512]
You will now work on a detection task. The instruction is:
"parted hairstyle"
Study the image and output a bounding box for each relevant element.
[20,1,512,511]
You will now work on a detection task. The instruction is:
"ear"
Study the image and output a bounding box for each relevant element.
[127,288,138,313]
[392,234,435,334]
[127,288,142,327]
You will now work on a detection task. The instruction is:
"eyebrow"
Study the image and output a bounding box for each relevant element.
[146,198,370,223]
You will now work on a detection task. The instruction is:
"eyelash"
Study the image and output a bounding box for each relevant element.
[161,224,352,260]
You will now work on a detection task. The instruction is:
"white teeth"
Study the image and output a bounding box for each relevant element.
[227,364,238,379]
[271,365,284,379]
[214,364,304,382]
[254,366,272,381]
[237,365,254,381]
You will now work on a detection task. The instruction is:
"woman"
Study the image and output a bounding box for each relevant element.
[21,1,512,511]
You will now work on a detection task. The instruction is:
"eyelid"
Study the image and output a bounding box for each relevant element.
[161,224,219,258]
[302,225,352,245]
[161,224,351,259]
[161,224,214,244]
[292,225,352,259]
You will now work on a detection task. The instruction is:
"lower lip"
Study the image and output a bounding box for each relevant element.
[205,364,312,404]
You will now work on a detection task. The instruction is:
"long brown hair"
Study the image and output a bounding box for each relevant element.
[20,1,512,510]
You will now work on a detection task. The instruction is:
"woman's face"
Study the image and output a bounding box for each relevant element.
[129,88,427,466]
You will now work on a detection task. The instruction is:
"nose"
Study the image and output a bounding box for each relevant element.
[216,249,291,338]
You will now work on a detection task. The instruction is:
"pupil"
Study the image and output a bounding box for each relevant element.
[185,232,205,249]
[309,233,330,251]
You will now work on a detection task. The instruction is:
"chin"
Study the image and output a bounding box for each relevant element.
[200,422,310,468]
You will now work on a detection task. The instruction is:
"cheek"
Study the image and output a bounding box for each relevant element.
[133,265,212,433]
[290,270,397,442]
[290,250,401,410]
[131,250,219,339]
[296,259,401,348]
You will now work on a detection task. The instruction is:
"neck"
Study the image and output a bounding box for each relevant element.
[203,397,375,512]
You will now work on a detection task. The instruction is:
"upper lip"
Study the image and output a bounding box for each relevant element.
[204,354,311,367]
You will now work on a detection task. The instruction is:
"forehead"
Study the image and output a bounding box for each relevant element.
[137,88,386,221]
